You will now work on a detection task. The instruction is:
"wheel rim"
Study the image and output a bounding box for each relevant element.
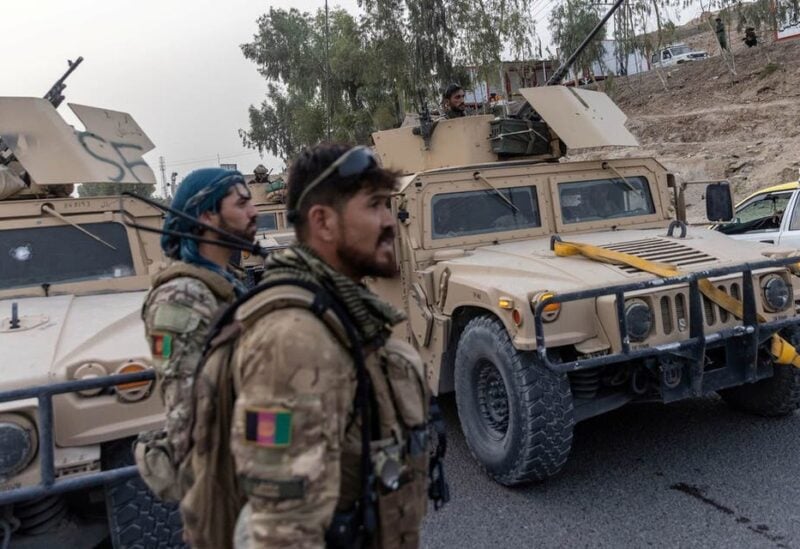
[476,359,510,438]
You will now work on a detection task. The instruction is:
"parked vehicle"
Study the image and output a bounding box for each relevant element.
[715,181,800,246]
[650,43,709,68]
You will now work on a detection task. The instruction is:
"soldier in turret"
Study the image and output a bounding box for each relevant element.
[442,83,468,119]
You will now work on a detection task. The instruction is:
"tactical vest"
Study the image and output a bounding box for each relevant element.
[178,280,433,549]
[135,261,236,502]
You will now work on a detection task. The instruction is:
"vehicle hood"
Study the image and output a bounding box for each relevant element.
[437,227,775,297]
[0,291,149,391]
[677,51,708,60]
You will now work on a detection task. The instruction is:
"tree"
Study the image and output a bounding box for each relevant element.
[240,2,538,162]
[549,0,607,83]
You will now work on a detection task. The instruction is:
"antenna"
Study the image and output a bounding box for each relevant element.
[159,156,167,197]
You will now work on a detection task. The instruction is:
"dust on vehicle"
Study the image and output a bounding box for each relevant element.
[0,91,184,547]
[369,86,800,486]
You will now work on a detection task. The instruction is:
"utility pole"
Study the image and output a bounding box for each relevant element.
[158,156,167,197]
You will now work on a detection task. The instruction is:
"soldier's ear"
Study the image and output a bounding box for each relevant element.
[306,204,340,243]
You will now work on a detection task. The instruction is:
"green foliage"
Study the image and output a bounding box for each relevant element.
[77,182,154,198]
[241,2,537,162]
[549,0,607,80]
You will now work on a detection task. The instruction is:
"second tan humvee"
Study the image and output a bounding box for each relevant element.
[369,87,800,486]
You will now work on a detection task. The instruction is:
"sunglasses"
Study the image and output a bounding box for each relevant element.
[293,146,378,211]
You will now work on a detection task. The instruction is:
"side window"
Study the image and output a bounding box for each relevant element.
[431,186,540,239]
[663,51,672,59]
[718,192,793,235]
[735,193,790,225]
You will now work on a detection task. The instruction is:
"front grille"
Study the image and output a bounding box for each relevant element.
[656,280,742,335]
[602,238,717,274]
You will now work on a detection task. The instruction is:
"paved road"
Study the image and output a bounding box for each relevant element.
[422,395,800,549]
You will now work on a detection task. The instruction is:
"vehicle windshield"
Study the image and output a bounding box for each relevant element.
[670,45,690,55]
[1,222,135,289]
[256,212,277,232]
[431,186,541,239]
[716,192,792,235]
[559,176,655,224]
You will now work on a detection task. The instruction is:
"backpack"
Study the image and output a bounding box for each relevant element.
[176,278,373,549]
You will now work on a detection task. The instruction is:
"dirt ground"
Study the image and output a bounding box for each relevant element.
[568,21,800,202]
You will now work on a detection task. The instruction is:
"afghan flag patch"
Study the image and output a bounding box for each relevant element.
[245,408,292,448]
[151,333,173,359]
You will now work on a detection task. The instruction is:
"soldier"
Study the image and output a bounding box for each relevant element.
[253,164,269,183]
[715,17,728,51]
[442,83,468,119]
[136,167,257,501]
[743,26,758,47]
[228,144,432,548]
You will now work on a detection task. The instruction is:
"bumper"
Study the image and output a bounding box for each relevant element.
[533,256,800,400]
[0,370,155,506]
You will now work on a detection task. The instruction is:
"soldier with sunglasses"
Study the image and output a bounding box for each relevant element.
[227,144,437,548]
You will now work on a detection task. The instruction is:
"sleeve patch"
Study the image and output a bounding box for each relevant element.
[151,333,173,358]
[152,303,200,333]
[244,408,292,447]
[240,476,306,501]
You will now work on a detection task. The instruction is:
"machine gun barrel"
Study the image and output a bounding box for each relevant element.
[546,0,624,86]
[43,56,84,108]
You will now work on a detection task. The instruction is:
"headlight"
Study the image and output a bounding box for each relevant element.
[0,414,38,478]
[531,291,561,322]
[762,274,790,312]
[625,299,653,341]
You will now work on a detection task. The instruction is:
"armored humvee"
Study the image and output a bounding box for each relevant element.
[369,87,800,485]
[0,98,183,547]
[240,178,293,284]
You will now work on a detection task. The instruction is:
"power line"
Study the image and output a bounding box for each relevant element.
[164,150,263,168]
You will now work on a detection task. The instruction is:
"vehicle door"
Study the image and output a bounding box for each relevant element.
[777,190,800,248]
[718,191,794,244]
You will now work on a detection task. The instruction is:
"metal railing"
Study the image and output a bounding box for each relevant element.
[0,370,156,506]
[533,255,800,384]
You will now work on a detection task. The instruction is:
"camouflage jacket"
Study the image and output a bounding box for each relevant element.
[229,302,429,549]
[142,262,236,464]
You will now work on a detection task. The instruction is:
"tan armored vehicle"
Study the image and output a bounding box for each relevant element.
[240,178,293,283]
[0,97,183,547]
[370,87,800,485]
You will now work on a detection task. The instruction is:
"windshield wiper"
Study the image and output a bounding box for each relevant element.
[41,205,117,250]
[473,171,520,214]
[601,161,636,191]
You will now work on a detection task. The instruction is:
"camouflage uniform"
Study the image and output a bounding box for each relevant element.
[227,248,430,549]
[138,262,236,499]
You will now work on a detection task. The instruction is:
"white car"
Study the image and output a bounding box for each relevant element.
[651,43,709,68]
[716,181,800,246]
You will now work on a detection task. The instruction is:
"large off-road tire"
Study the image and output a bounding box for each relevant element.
[454,316,575,485]
[103,438,186,548]
[718,362,800,417]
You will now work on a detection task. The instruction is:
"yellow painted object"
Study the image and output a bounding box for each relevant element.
[553,240,800,368]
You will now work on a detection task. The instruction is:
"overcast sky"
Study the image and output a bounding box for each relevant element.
[6,0,697,194]
[5,0,359,193]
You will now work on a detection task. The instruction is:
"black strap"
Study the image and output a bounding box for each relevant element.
[427,396,450,510]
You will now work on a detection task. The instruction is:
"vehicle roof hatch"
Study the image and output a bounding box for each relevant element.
[518,87,639,149]
[0,97,156,185]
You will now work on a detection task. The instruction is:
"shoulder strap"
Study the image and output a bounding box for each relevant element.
[153,262,236,303]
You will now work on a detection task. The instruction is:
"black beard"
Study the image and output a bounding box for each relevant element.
[337,230,397,279]
[219,218,255,244]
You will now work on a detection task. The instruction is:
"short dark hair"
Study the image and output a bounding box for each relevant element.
[443,83,464,100]
[286,143,397,240]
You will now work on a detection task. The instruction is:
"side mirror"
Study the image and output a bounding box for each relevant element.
[706,181,734,222]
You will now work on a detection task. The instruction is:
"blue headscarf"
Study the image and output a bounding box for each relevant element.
[161,168,248,295]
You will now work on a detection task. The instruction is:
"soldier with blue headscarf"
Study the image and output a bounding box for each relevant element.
[135,168,258,502]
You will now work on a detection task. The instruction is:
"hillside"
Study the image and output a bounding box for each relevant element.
[570,24,800,201]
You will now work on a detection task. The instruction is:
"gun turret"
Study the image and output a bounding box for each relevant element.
[1,56,84,171]
[43,56,84,108]
[412,89,434,150]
